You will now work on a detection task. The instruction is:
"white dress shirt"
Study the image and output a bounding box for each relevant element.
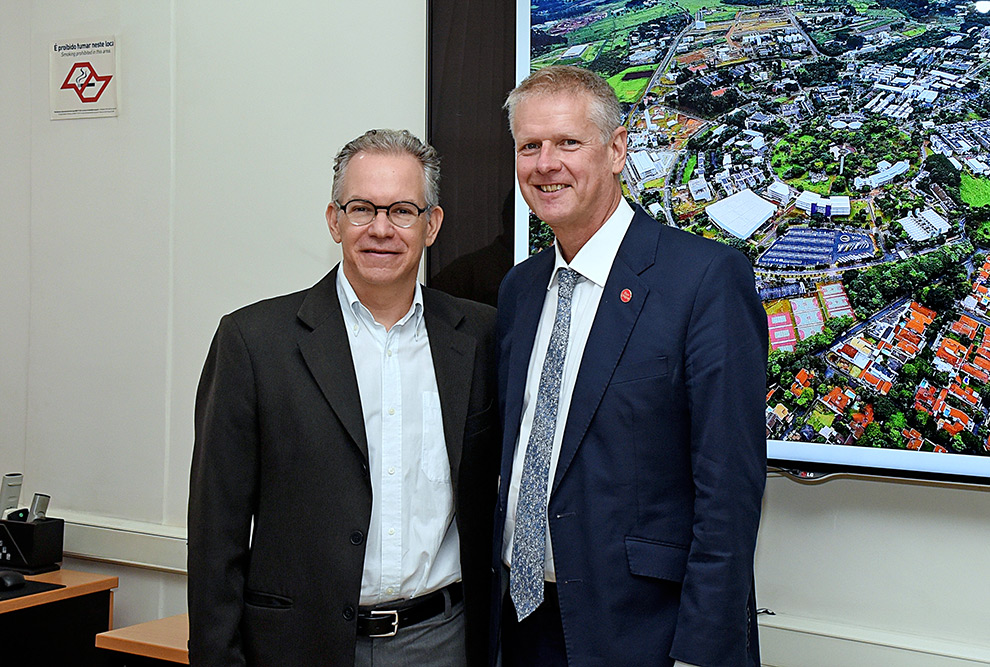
[502,198,634,581]
[337,271,461,606]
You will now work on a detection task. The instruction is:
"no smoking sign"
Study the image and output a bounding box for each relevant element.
[50,37,117,119]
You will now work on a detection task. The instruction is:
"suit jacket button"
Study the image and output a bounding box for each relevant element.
[343,604,355,621]
[350,530,364,545]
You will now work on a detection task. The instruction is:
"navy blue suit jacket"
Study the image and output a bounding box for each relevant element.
[493,208,768,666]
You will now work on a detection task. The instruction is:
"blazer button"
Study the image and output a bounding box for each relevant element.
[343,604,355,621]
[350,530,364,545]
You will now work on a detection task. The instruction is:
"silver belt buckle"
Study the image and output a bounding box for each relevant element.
[369,609,399,637]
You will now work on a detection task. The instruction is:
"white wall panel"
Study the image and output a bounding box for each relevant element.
[0,1,34,477]
[756,476,990,664]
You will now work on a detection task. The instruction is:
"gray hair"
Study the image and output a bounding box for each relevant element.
[332,129,441,209]
[504,65,622,144]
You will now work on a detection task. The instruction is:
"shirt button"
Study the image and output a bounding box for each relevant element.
[387,349,393,357]
[386,587,394,595]
[352,324,359,334]
[388,408,395,416]
[388,467,395,475]
[388,528,395,536]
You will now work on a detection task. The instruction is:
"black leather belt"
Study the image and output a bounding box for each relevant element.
[356,584,463,638]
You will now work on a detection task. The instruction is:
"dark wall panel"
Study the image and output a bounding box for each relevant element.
[427,0,516,306]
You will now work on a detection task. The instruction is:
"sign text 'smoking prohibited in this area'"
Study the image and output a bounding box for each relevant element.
[50,37,117,120]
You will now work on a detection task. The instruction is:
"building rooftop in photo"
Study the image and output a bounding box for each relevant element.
[768,180,790,198]
[795,191,851,215]
[705,188,776,240]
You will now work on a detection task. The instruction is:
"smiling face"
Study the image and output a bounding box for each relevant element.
[512,91,627,257]
[326,151,442,301]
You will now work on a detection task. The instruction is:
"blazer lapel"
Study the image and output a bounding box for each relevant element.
[501,251,556,466]
[552,210,660,496]
[296,266,369,460]
[423,290,475,494]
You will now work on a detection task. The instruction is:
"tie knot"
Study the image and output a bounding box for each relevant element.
[557,268,579,296]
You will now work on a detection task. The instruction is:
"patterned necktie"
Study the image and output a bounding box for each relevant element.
[510,267,580,621]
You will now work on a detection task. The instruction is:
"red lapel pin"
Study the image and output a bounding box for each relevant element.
[620,288,632,303]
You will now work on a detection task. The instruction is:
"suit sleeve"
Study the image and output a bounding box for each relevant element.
[187,314,260,666]
[671,249,768,666]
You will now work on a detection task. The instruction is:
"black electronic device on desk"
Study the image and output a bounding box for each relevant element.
[0,570,25,591]
[0,517,65,574]
[0,474,63,574]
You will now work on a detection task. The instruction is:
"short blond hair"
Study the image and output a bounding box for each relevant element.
[504,65,622,143]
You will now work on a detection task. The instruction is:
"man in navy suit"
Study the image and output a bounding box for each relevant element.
[492,65,768,666]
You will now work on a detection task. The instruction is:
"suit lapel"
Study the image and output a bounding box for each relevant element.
[502,250,556,468]
[296,266,369,460]
[423,290,474,494]
[552,210,660,496]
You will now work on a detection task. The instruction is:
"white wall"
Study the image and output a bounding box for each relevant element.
[0,0,32,481]
[756,475,990,665]
[0,0,427,627]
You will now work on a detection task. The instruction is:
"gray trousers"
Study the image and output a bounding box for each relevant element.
[354,593,467,667]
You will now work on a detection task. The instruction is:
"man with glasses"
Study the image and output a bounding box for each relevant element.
[189,129,499,666]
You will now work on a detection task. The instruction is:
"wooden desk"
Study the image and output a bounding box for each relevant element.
[96,613,190,665]
[1,569,118,666]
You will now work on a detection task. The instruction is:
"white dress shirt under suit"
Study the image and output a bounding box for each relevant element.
[502,197,633,580]
[337,271,461,606]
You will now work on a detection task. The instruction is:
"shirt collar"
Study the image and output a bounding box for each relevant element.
[548,197,634,291]
[336,268,425,335]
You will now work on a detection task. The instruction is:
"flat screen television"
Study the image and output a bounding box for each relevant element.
[512,0,990,483]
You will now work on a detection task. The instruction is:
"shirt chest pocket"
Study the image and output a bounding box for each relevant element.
[421,390,450,483]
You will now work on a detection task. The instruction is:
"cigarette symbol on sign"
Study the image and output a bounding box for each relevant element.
[60,62,112,103]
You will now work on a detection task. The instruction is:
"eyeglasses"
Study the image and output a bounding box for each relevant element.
[335,199,430,228]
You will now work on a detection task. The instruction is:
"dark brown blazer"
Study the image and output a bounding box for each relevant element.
[188,266,500,666]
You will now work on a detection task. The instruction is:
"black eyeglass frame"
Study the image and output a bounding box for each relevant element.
[335,199,431,228]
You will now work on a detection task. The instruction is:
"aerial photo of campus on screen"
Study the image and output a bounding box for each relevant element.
[527,0,990,458]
